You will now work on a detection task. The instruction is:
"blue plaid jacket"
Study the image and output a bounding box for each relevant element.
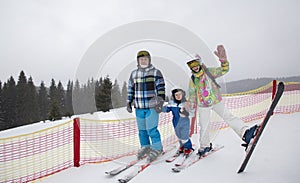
[127,64,165,109]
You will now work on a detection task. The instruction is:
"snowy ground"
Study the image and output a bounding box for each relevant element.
[0,108,135,138]
[33,112,300,183]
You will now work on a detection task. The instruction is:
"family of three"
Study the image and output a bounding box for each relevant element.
[126,45,258,162]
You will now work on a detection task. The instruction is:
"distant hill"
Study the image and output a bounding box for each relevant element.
[223,76,300,93]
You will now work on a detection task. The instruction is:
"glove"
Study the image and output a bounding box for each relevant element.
[180,107,189,117]
[126,102,132,113]
[213,45,227,62]
[154,101,164,113]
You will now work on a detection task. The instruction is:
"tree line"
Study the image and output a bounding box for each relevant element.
[0,71,128,131]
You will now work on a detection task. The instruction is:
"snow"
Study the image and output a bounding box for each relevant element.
[0,118,72,138]
[0,108,136,138]
[29,112,300,183]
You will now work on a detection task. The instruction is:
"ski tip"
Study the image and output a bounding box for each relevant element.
[118,179,128,183]
[172,168,181,173]
[166,159,174,163]
[105,172,115,176]
[104,171,113,175]
[278,81,285,89]
[237,169,244,174]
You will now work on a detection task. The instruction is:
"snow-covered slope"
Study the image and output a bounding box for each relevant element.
[34,112,300,183]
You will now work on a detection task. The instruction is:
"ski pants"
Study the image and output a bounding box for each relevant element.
[173,117,192,149]
[197,101,248,148]
[135,108,163,151]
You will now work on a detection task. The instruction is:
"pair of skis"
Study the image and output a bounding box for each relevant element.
[105,82,284,180]
[168,145,224,173]
[106,156,161,183]
[168,82,284,174]
[105,158,144,176]
[106,145,223,183]
[106,146,176,183]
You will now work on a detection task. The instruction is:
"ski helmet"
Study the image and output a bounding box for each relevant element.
[137,50,151,62]
[186,53,202,70]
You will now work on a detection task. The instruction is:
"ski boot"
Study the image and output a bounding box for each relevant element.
[147,149,163,162]
[176,146,184,156]
[242,125,259,150]
[197,143,212,157]
[183,148,194,158]
[137,146,150,160]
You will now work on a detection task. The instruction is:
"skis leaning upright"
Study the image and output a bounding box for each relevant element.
[237,81,284,173]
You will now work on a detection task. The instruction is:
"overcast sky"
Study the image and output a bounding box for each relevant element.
[0,0,299,87]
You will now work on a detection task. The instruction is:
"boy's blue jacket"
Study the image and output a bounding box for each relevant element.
[162,101,189,128]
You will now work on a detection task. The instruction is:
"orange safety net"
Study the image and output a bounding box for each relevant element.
[0,81,299,183]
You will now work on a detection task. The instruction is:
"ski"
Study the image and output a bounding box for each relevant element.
[237,82,284,173]
[172,145,224,173]
[118,159,151,183]
[118,146,175,183]
[105,158,144,176]
[174,153,193,167]
[165,153,182,163]
[166,145,196,163]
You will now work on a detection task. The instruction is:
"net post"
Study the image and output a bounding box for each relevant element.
[189,110,197,137]
[73,117,80,167]
[272,80,277,100]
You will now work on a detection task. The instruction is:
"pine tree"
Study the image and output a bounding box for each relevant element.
[0,81,4,130]
[84,79,97,113]
[16,71,28,126]
[2,77,17,129]
[27,76,39,123]
[111,79,122,108]
[121,81,128,107]
[94,79,100,111]
[48,99,61,121]
[96,76,112,112]
[57,81,65,116]
[48,79,61,120]
[49,79,57,101]
[95,78,102,111]
[88,78,97,113]
[65,80,73,117]
[38,81,49,121]
[72,79,82,114]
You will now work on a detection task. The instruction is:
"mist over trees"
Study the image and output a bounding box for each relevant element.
[0,71,127,131]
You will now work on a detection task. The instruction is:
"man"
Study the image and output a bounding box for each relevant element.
[127,50,165,162]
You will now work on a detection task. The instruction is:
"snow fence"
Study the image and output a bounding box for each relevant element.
[0,81,299,183]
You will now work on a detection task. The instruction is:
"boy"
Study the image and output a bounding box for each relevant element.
[162,88,194,157]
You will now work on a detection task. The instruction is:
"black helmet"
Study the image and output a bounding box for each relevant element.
[137,50,151,60]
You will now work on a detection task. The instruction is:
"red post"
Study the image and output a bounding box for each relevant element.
[189,110,197,137]
[272,80,277,100]
[190,104,197,137]
[73,118,80,167]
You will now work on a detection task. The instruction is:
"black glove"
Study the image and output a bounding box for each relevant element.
[155,101,164,113]
[126,102,132,113]
[180,107,189,117]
